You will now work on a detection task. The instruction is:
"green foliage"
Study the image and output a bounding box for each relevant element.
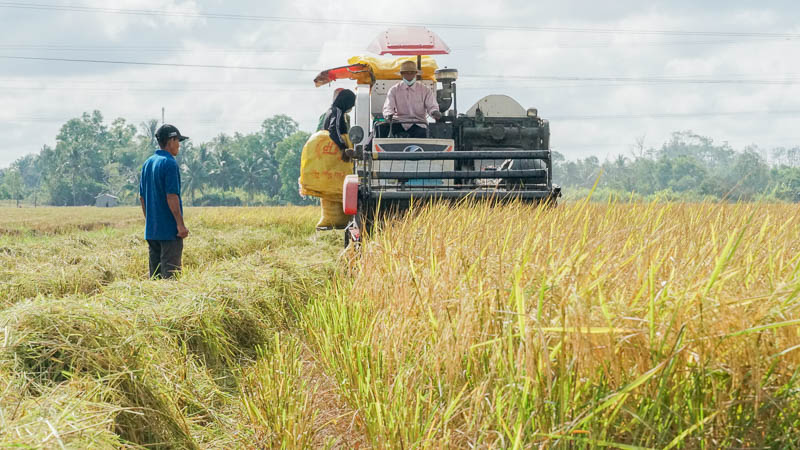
[555,130,800,201]
[48,111,109,205]
[1,168,24,207]
[768,165,800,202]
[260,114,299,149]
[194,191,244,206]
[8,115,800,207]
[230,132,279,205]
[180,142,211,205]
[275,131,315,205]
[6,112,319,207]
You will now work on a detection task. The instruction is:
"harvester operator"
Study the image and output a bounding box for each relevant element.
[382,60,442,138]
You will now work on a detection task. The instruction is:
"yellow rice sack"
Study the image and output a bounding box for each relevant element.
[299,130,352,202]
[316,199,351,230]
[347,55,438,81]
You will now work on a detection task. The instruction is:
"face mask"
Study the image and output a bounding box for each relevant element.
[403,78,416,87]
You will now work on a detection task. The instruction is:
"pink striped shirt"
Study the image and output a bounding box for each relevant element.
[382,81,439,130]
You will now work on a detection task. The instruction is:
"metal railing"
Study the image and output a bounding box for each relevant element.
[356,144,554,199]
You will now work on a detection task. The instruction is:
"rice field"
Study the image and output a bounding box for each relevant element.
[1,201,799,448]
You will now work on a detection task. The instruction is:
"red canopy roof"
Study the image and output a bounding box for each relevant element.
[367,27,450,56]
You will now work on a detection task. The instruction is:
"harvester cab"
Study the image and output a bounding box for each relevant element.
[313,27,561,247]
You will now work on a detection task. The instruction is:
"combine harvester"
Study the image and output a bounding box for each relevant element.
[314,27,561,246]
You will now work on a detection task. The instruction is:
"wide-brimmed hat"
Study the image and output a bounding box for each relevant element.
[398,60,420,75]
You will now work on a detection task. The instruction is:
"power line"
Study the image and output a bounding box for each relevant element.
[0,81,794,93]
[3,54,800,86]
[551,110,800,121]
[2,117,268,125]
[0,77,313,85]
[1,75,797,88]
[0,76,641,90]
[5,109,799,125]
[0,45,331,55]
[464,74,800,85]
[0,86,313,93]
[0,55,314,72]
[0,36,795,54]
[2,1,800,39]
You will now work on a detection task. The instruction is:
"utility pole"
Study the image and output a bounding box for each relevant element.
[162,107,165,125]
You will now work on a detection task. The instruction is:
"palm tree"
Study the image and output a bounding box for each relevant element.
[180,143,211,205]
[208,138,240,202]
[140,119,160,150]
[236,149,274,205]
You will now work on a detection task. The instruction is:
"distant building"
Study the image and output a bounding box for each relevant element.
[95,194,118,208]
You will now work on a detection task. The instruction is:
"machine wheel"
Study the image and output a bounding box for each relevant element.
[343,218,361,250]
[343,202,369,250]
[502,158,547,188]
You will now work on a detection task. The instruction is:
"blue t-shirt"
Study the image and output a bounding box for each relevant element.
[140,149,182,240]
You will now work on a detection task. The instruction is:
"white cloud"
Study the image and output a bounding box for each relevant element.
[1,0,800,167]
[97,0,203,37]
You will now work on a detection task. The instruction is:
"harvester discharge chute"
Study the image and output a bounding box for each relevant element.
[312,26,561,247]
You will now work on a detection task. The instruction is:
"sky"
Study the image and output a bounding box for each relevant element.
[1,0,800,167]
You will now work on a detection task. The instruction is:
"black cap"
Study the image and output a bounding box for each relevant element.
[155,124,189,143]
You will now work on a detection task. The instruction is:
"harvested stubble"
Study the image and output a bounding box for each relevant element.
[304,200,800,448]
[0,207,142,236]
[1,206,343,449]
[0,207,319,308]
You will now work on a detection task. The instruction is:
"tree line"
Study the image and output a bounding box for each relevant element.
[0,111,315,207]
[553,131,800,202]
[1,113,799,206]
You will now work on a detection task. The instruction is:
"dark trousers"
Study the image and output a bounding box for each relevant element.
[378,123,428,138]
[147,239,183,279]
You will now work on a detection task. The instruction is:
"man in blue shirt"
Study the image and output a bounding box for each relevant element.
[139,124,190,279]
